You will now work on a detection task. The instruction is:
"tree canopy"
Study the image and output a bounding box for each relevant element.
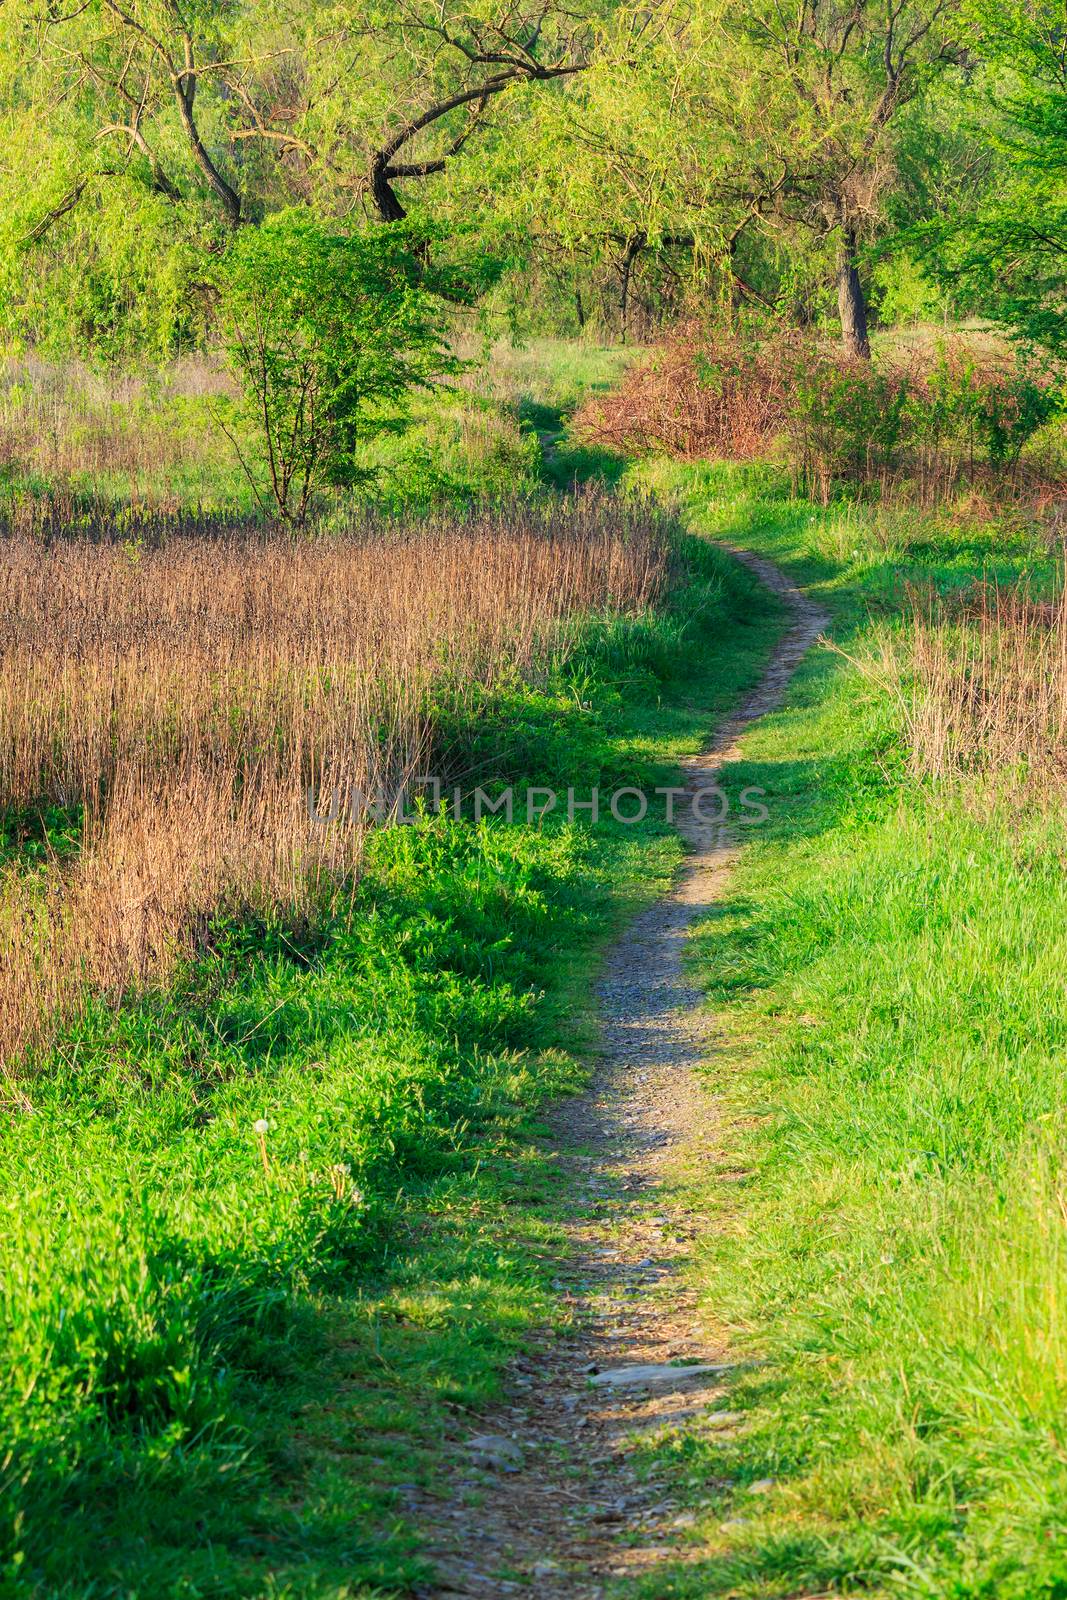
[0,0,1062,358]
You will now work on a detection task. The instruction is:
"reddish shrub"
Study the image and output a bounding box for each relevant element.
[574,325,798,461]
[576,324,1065,508]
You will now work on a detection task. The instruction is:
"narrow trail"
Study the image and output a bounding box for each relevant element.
[416,548,829,1598]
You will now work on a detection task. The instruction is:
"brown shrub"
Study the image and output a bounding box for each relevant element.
[575,325,1066,511]
[573,325,797,462]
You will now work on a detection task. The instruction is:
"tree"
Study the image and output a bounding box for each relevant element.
[448,0,965,350]
[12,0,246,228]
[9,0,593,230]
[0,0,596,355]
[446,0,794,338]
[736,0,964,356]
[919,0,1067,353]
[218,212,461,522]
[276,0,594,224]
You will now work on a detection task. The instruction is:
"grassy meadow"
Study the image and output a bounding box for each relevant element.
[0,341,634,526]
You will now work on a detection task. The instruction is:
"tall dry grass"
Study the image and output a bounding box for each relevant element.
[0,495,671,1073]
[892,573,1067,788]
[0,353,239,521]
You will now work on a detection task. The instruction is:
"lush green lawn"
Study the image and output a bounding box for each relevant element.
[618,462,1067,1599]
[0,520,783,1597]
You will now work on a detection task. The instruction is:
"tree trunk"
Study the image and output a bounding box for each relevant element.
[370,157,407,222]
[618,232,645,343]
[837,224,870,359]
[173,66,242,228]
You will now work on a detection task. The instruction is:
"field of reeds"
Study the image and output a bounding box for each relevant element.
[0,497,671,1074]
[896,573,1067,789]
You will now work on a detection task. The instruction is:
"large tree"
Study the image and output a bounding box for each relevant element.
[737,0,964,355]
[455,0,966,351]
[0,0,594,352]
[920,0,1067,353]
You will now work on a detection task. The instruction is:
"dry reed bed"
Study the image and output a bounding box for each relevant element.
[0,496,671,1074]
[878,572,1067,788]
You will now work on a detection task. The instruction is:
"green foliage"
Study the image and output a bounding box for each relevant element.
[790,342,1062,487]
[789,353,912,481]
[219,214,462,521]
[0,0,977,358]
[0,0,1055,359]
[869,249,949,326]
[358,387,541,510]
[0,802,82,869]
[0,196,206,364]
[918,0,1067,353]
[922,343,1064,465]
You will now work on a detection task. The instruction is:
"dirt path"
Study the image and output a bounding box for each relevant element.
[415,548,828,1598]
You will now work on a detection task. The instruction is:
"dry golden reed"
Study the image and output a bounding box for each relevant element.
[0,495,671,1073]
[893,571,1067,788]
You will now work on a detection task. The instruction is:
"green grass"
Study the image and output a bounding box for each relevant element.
[0,526,784,1597]
[20,339,1063,1597]
[0,340,639,523]
[612,461,1067,1599]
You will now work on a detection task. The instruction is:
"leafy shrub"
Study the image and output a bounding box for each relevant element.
[218,213,461,523]
[584,325,1065,504]
[784,342,1062,498]
[917,345,1062,470]
[787,352,911,494]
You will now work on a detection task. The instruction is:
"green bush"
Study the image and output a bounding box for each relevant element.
[787,351,911,490]
[786,341,1062,496]
[920,346,1062,469]
[218,213,461,523]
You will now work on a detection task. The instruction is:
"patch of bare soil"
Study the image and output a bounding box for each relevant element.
[413,549,828,1597]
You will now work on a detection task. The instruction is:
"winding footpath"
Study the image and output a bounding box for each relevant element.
[415,546,829,1598]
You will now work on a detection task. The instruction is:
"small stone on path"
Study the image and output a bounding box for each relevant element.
[466,1434,524,1471]
[589,1361,729,1390]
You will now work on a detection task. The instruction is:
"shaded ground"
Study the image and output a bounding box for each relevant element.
[411,549,828,1596]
